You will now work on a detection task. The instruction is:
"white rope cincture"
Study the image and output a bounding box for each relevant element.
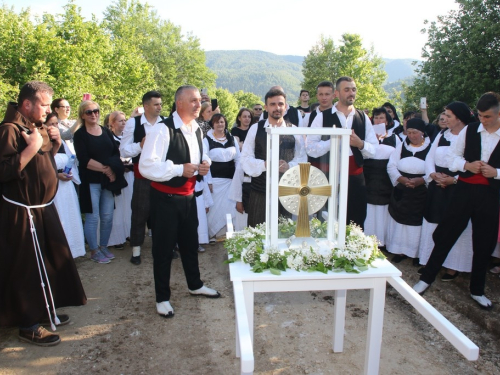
[2,195,60,331]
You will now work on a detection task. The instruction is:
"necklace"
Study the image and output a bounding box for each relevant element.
[213,132,226,141]
[410,139,425,147]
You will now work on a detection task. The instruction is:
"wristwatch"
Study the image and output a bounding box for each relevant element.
[453,178,458,184]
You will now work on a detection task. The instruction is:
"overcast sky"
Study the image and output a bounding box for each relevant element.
[3,0,459,59]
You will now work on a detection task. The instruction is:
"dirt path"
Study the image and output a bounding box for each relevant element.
[1,237,500,374]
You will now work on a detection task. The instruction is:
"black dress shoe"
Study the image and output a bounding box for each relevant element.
[391,254,407,263]
[412,258,420,267]
[19,326,60,347]
[417,267,425,275]
[441,272,459,281]
[41,314,70,326]
[130,255,141,265]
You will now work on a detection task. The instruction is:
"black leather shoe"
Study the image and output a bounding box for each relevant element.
[130,255,141,265]
[19,326,61,347]
[41,314,70,326]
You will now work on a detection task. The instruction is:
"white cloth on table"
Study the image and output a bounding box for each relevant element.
[53,151,85,258]
[108,169,134,246]
[418,218,473,272]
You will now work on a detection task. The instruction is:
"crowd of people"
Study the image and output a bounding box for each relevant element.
[1,78,500,348]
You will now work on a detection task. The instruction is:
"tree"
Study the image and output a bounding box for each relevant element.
[232,90,263,110]
[404,0,500,116]
[301,34,388,110]
[103,0,216,113]
[211,88,239,127]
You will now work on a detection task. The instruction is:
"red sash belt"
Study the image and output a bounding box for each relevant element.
[349,155,363,176]
[458,174,489,185]
[133,163,146,179]
[151,176,197,196]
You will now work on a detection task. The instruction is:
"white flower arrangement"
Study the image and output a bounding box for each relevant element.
[225,219,385,275]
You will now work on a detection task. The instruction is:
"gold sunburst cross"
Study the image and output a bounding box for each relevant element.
[278,163,332,237]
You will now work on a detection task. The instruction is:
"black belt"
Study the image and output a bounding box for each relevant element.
[194,190,203,198]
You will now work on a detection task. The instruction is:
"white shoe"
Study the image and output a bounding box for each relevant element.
[198,246,206,253]
[156,301,174,317]
[189,285,221,298]
[413,281,430,295]
[471,294,493,309]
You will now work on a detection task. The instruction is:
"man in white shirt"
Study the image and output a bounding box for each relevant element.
[120,91,164,265]
[414,92,500,309]
[139,85,220,318]
[260,86,304,127]
[306,76,378,229]
[241,88,307,226]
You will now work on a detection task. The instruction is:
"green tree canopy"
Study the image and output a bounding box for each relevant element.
[404,0,500,116]
[301,34,388,110]
[232,90,263,110]
[103,0,216,113]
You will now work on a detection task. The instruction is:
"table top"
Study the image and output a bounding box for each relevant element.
[229,258,401,282]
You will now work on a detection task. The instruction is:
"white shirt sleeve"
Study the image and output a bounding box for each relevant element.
[387,142,403,186]
[288,132,307,168]
[120,117,142,158]
[240,124,266,177]
[305,112,331,158]
[138,124,184,181]
[447,126,468,173]
[424,133,441,183]
[360,114,378,159]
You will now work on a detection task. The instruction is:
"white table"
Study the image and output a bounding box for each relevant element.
[229,258,402,375]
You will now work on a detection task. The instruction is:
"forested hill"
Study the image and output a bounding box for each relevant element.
[205,50,418,101]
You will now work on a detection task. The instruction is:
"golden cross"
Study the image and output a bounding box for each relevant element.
[278,163,332,237]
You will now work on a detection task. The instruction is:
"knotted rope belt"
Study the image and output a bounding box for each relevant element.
[2,195,60,331]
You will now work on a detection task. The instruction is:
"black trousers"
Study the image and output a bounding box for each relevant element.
[150,188,203,302]
[130,178,151,247]
[421,182,499,295]
[347,173,367,230]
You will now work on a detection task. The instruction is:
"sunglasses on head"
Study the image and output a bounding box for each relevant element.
[84,109,100,115]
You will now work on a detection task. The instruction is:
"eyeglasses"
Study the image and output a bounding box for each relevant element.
[58,106,71,109]
[254,107,263,111]
[84,109,100,115]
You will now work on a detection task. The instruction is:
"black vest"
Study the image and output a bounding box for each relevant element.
[263,106,300,126]
[459,122,500,189]
[307,108,366,167]
[206,131,236,179]
[251,120,295,193]
[156,117,203,187]
[131,115,165,164]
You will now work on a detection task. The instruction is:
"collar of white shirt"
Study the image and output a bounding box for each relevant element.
[477,123,500,136]
[173,111,200,132]
[331,102,356,116]
[140,114,164,126]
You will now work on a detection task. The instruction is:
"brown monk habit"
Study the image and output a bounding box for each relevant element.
[0,103,86,327]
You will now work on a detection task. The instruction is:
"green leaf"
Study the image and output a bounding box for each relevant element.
[270,268,281,275]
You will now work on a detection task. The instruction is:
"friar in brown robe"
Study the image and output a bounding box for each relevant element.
[0,81,86,344]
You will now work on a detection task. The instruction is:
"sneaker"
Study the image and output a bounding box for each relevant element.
[413,280,430,295]
[209,237,216,245]
[156,301,174,318]
[189,285,221,298]
[471,294,493,309]
[90,250,110,264]
[441,272,459,281]
[100,247,115,260]
[198,246,206,253]
[18,326,61,347]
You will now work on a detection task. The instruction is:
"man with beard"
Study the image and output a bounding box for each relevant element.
[306,76,378,229]
[240,88,307,226]
[0,81,86,346]
[260,86,303,127]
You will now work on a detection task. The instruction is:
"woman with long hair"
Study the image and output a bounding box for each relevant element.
[74,101,127,264]
[231,107,254,151]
